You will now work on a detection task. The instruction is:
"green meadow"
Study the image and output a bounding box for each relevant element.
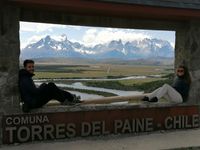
[34,64,173,79]
[32,63,174,97]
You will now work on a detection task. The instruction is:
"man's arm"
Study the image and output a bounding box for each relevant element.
[20,77,40,95]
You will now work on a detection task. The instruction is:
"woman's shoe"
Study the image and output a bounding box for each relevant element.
[149,97,158,102]
[141,96,149,101]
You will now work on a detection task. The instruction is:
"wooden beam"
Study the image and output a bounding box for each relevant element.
[19,8,188,31]
[5,0,200,21]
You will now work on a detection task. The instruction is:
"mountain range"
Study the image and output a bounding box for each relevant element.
[21,34,174,60]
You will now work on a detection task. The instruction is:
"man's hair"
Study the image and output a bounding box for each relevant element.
[23,59,34,67]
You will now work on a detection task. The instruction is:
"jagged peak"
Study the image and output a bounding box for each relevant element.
[22,35,174,59]
[44,35,51,42]
[60,34,68,41]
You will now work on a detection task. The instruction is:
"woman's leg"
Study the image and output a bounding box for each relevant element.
[148,84,183,103]
[148,87,162,99]
[162,84,183,103]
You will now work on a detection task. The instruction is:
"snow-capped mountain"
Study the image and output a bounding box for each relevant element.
[21,35,174,59]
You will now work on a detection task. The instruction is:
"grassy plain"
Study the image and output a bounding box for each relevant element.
[32,63,174,95]
[33,64,173,79]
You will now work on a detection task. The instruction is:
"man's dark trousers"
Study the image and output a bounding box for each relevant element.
[30,82,74,108]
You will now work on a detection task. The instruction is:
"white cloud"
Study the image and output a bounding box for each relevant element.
[20,35,46,49]
[82,28,151,47]
[20,21,65,33]
[21,28,151,49]
[20,22,82,33]
[86,28,97,34]
[170,42,175,49]
[67,25,81,30]
[51,34,68,42]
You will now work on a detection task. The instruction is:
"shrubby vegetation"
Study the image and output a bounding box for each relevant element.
[83,73,174,93]
[33,63,174,96]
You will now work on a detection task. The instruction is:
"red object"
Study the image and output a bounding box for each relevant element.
[4,0,200,21]
[2,105,200,144]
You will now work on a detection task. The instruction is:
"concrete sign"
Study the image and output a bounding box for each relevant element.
[2,106,200,144]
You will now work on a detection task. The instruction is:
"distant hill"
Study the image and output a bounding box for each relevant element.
[21,34,174,61]
[26,57,173,66]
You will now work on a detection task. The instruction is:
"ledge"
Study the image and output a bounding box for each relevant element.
[3,101,199,144]
[19,102,196,114]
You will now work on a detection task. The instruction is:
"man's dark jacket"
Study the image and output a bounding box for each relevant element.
[18,69,40,107]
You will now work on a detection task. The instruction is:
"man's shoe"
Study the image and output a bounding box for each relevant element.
[149,97,158,102]
[61,99,75,105]
[62,95,82,106]
[72,95,82,103]
[141,96,149,102]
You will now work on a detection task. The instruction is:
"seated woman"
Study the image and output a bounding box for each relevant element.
[142,65,191,103]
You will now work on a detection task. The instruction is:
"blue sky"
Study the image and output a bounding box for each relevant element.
[20,21,175,49]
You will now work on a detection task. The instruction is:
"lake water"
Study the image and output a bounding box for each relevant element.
[34,75,162,99]
[57,82,143,96]
[35,81,143,100]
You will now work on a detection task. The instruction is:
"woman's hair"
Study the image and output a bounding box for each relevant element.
[177,64,191,85]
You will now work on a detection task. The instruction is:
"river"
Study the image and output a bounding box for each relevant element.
[34,75,161,82]
[34,75,161,99]
[35,81,143,100]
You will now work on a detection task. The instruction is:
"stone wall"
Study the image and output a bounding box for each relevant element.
[0,6,20,113]
[0,3,199,145]
[175,21,200,104]
[0,5,20,144]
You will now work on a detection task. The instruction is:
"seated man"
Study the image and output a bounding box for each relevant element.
[19,59,82,112]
